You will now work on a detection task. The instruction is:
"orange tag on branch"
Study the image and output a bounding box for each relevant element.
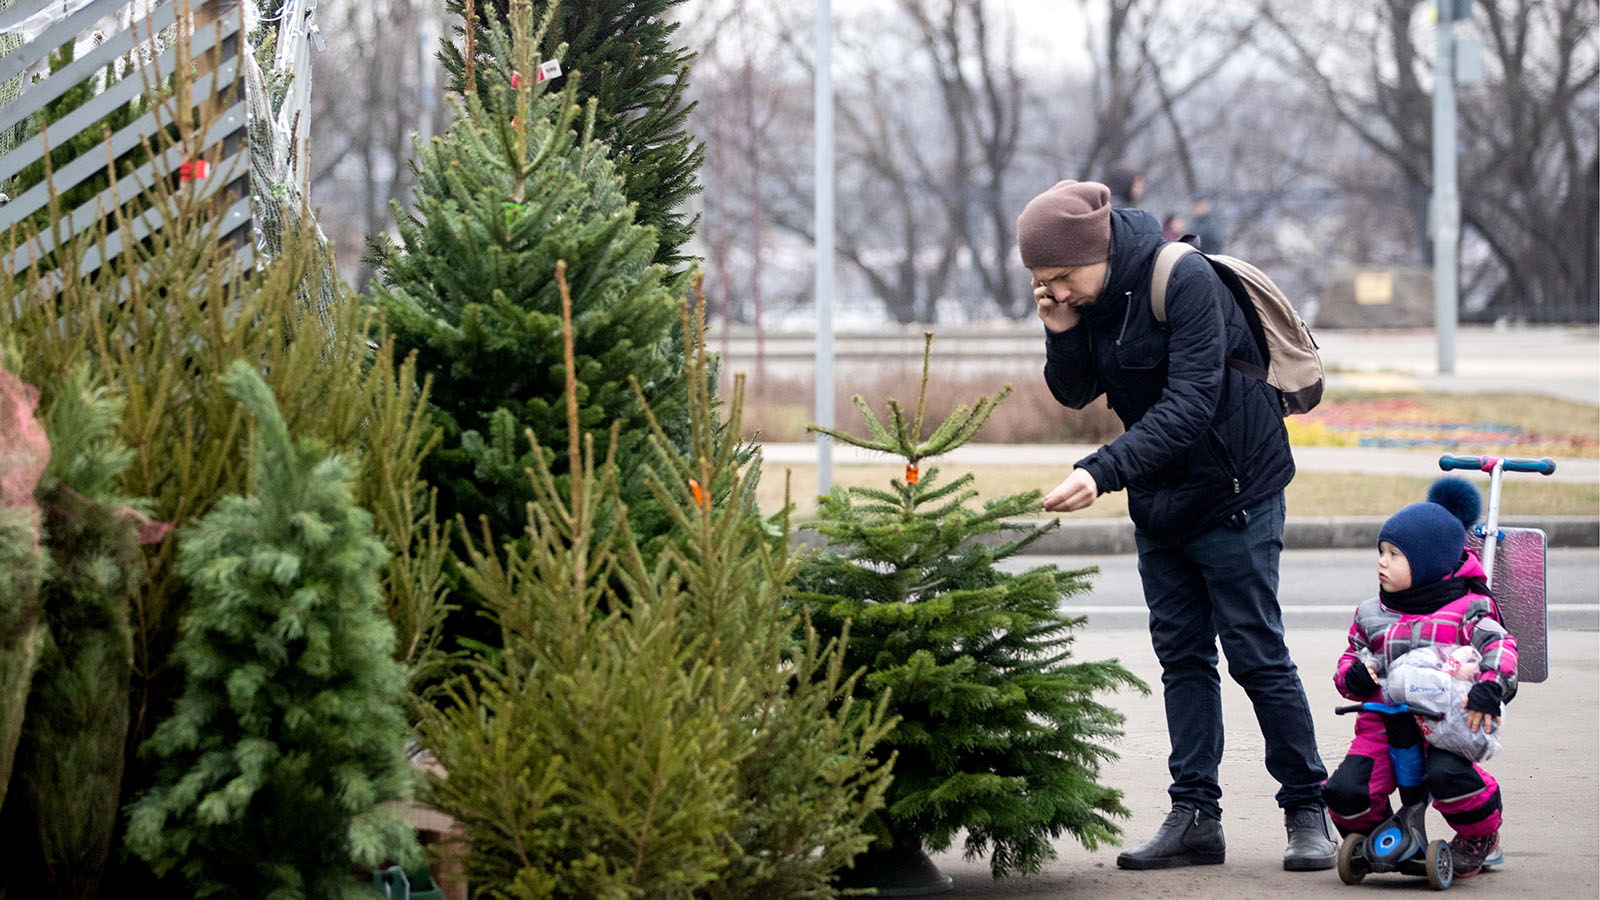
[689,478,708,508]
[905,464,919,484]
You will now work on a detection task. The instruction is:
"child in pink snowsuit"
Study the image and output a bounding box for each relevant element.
[1321,477,1517,878]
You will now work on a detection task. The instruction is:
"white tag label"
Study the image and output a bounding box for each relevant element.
[537,59,563,82]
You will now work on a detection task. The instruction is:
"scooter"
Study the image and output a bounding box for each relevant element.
[1334,454,1546,890]
[1331,701,1458,890]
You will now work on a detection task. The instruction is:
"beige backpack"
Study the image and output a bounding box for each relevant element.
[1151,242,1325,416]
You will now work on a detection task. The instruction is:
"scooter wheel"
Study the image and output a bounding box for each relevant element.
[1426,839,1453,890]
[1337,833,1368,885]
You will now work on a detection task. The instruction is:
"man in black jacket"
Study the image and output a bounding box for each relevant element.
[1017,180,1338,872]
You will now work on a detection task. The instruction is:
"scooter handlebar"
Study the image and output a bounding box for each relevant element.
[1438,454,1556,475]
[1335,701,1444,719]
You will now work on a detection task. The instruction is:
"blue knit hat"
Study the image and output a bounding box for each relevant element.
[1377,477,1482,586]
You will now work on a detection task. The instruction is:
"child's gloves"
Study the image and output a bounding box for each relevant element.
[1466,681,1503,717]
[1344,663,1380,697]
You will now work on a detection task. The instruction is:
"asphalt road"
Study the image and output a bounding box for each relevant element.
[903,548,1600,898]
[1004,547,1600,632]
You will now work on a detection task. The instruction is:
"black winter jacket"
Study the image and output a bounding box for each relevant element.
[1043,209,1294,543]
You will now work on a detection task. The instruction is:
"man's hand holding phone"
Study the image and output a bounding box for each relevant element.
[1035,279,1081,333]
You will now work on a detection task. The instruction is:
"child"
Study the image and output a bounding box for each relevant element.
[1322,477,1517,878]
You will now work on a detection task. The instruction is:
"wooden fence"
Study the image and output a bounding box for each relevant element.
[0,0,251,279]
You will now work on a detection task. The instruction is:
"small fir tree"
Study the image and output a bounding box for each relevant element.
[443,0,704,267]
[3,79,444,898]
[2,18,445,894]
[796,335,1147,877]
[126,362,418,899]
[370,2,689,572]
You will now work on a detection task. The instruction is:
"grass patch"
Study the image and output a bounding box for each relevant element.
[734,373,1599,459]
[755,463,1599,522]
[1324,390,1599,439]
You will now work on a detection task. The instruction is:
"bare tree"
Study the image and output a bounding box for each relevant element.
[306,0,446,287]
[1256,0,1598,322]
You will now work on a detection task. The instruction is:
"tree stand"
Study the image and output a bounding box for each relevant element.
[835,839,954,896]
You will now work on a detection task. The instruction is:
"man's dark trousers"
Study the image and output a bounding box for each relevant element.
[1133,492,1328,818]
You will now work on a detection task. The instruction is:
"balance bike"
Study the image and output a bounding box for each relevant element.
[1332,701,1454,890]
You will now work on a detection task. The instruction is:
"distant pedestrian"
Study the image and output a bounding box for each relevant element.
[1161,212,1186,242]
[1016,178,1339,873]
[1189,199,1225,254]
[1323,477,1515,879]
[1103,161,1146,209]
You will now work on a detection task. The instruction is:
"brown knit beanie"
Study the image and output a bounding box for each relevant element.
[1016,180,1112,269]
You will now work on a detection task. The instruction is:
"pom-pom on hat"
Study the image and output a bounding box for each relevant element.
[1377,477,1483,586]
[1016,180,1112,269]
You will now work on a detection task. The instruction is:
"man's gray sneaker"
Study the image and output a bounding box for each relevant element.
[1116,803,1226,870]
[1283,804,1339,870]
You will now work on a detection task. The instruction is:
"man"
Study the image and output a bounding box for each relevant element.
[1189,198,1226,254]
[1102,161,1146,209]
[1016,179,1338,871]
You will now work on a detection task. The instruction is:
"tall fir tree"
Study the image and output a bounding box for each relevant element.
[631,297,893,899]
[795,336,1148,878]
[126,363,418,899]
[369,2,689,565]
[419,269,739,897]
[419,270,892,898]
[441,0,703,268]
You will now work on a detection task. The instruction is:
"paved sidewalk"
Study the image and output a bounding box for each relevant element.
[765,442,1600,551]
[921,628,1600,899]
[762,441,1600,482]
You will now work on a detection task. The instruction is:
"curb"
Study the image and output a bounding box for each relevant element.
[793,516,1598,556]
[1011,515,1599,555]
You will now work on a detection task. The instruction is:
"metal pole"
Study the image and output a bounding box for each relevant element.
[814,0,835,493]
[1480,459,1505,588]
[1433,0,1459,374]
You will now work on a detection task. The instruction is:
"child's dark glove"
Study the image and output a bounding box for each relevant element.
[1466,681,1503,717]
[1344,664,1380,697]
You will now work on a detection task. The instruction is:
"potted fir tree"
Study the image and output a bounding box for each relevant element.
[796,335,1147,894]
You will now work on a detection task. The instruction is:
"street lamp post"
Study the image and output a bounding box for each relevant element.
[1432,0,1466,374]
[814,0,835,492]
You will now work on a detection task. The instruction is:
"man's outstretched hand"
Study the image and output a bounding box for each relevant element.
[1044,468,1099,513]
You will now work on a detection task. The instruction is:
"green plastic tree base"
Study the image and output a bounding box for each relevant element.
[835,844,955,896]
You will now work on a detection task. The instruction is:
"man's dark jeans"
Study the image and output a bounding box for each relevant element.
[1133,492,1328,819]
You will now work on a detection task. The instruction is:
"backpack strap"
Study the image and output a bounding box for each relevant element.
[1150,241,1200,323]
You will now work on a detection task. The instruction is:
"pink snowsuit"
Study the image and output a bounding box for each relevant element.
[1323,550,1517,838]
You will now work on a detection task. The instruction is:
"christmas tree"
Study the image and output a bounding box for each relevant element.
[370,1,689,566]
[0,364,154,900]
[796,335,1147,878]
[0,361,49,818]
[126,362,417,899]
[442,0,703,267]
